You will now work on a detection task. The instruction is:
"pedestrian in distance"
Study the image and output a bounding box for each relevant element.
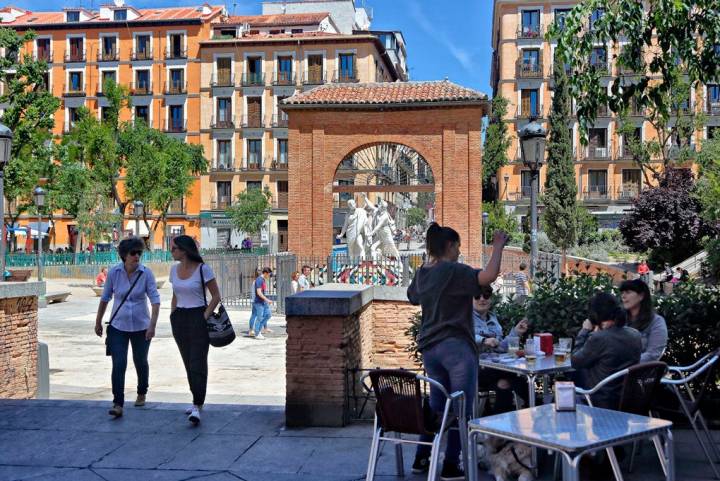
[169,235,221,425]
[250,267,273,340]
[290,271,300,294]
[96,266,108,287]
[94,237,160,418]
[297,265,312,291]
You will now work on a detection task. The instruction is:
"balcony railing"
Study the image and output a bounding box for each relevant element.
[596,104,611,117]
[210,115,235,129]
[211,197,232,210]
[271,114,288,128]
[163,119,187,133]
[303,70,326,85]
[130,83,152,96]
[63,84,86,97]
[516,60,543,79]
[273,71,295,86]
[628,102,645,117]
[617,145,634,160]
[241,115,264,128]
[585,146,610,160]
[242,72,265,86]
[164,48,188,60]
[582,187,610,201]
[36,51,52,62]
[333,69,359,83]
[97,50,119,62]
[211,160,235,172]
[618,186,640,202]
[64,50,86,63]
[242,158,264,171]
[706,100,720,116]
[273,192,288,209]
[271,158,288,170]
[516,104,543,119]
[590,59,609,75]
[164,81,187,95]
[506,186,544,202]
[665,144,697,159]
[211,72,234,87]
[131,49,153,61]
[516,24,543,39]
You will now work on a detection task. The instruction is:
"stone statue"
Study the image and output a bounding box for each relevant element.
[363,193,400,260]
[336,198,368,259]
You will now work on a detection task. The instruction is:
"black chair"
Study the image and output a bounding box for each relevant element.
[362,369,467,481]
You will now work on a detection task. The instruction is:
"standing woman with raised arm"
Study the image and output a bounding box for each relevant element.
[408,222,509,480]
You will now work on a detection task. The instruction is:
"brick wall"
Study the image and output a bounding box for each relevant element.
[371,300,420,370]
[0,295,38,399]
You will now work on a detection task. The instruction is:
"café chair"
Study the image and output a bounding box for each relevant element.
[361,368,467,481]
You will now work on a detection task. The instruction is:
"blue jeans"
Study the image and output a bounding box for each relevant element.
[416,337,477,465]
[107,325,151,407]
[251,303,272,333]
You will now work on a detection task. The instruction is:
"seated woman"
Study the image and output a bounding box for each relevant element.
[473,285,529,413]
[571,292,642,409]
[619,279,668,362]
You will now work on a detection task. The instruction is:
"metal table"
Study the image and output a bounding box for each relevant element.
[468,404,674,481]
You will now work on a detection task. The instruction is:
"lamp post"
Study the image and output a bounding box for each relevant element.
[33,186,46,282]
[482,211,489,266]
[518,119,547,279]
[0,124,12,281]
[133,200,144,239]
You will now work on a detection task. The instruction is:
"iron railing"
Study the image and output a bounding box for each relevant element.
[242,72,265,86]
[273,71,296,86]
[131,49,153,61]
[211,72,235,87]
[164,81,187,95]
[130,82,152,96]
[97,49,119,62]
[64,50,86,62]
[271,114,288,128]
[303,70,326,85]
[164,48,187,60]
[516,59,544,78]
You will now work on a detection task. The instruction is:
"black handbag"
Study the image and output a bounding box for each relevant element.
[105,270,144,356]
[200,263,235,347]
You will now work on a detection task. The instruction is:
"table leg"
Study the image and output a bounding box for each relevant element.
[527,373,538,475]
[561,452,581,481]
[468,430,479,481]
[666,429,675,481]
[543,374,552,404]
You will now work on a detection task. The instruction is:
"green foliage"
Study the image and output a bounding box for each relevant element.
[482,96,512,189]
[576,206,599,245]
[226,188,272,235]
[696,138,720,222]
[404,311,423,365]
[406,207,426,229]
[483,202,519,244]
[543,57,579,252]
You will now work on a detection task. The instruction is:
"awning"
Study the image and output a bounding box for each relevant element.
[124,220,150,237]
[10,223,50,239]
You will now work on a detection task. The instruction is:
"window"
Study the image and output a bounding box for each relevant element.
[113,9,127,21]
[169,69,184,93]
[101,36,117,60]
[277,139,288,164]
[590,47,607,71]
[135,35,151,59]
[247,181,262,191]
[269,29,282,35]
[275,96,288,126]
[291,28,303,34]
[306,54,323,84]
[554,9,571,30]
[66,10,80,22]
[520,171,532,198]
[169,105,184,131]
[68,37,84,61]
[40,72,50,90]
[519,49,541,77]
[246,56,263,85]
[709,126,720,140]
[277,56,293,84]
[590,8,604,30]
[36,38,51,61]
[67,107,79,130]
[100,107,111,121]
[135,69,150,93]
[622,127,642,156]
[69,71,83,92]
[246,97,262,127]
[276,180,288,208]
[588,170,608,196]
[588,128,608,158]
[216,97,232,125]
[169,33,184,58]
[100,70,116,90]
[135,105,149,124]
[247,139,262,167]
[521,89,540,117]
[215,28,236,39]
[520,10,541,37]
[338,53,356,81]
[217,182,231,208]
[708,85,720,115]
[621,169,641,198]
[217,140,232,168]
[215,57,232,85]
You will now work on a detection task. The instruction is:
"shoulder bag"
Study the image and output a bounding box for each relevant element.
[200,263,235,347]
[105,270,144,356]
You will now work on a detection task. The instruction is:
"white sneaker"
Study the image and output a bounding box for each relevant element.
[255,333,265,340]
[188,406,200,425]
[185,405,202,415]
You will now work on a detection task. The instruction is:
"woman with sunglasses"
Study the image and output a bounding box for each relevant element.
[169,235,221,425]
[95,237,160,418]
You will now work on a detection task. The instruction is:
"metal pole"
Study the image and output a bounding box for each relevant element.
[37,210,43,281]
[530,168,539,279]
[0,171,5,281]
[482,221,487,267]
[135,216,140,239]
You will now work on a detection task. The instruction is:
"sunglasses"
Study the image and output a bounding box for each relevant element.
[129,250,143,257]
[476,291,493,300]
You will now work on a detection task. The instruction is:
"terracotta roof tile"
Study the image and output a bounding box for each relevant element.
[217,12,328,27]
[2,5,224,26]
[283,80,488,106]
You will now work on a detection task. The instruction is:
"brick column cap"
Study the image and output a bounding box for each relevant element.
[286,283,372,317]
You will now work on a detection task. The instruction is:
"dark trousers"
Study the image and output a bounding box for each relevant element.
[107,325,150,407]
[171,307,210,406]
[478,369,528,414]
[416,337,477,465]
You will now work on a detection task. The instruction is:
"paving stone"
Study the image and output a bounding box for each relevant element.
[92,432,199,469]
[229,436,316,473]
[0,466,75,481]
[93,468,214,481]
[216,409,284,437]
[23,468,105,481]
[57,406,179,433]
[159,434,258,470]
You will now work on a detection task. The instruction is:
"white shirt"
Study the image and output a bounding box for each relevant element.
[298,274,310,290]
[170,263,216,308]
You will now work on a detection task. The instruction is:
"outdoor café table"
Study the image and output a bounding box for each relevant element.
[467,404,675,481]
[479,352,575,471]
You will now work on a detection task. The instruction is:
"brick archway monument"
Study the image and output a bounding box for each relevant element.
[282,81,489,258]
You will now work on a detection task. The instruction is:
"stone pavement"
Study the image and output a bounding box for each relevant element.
[0,398,718,481]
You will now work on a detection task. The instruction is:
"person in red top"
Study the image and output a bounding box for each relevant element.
[637,260,650,275]
[96,267,108,287]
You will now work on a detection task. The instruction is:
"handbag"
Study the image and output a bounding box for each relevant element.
[200,263,235,347]
[105,270,144,356]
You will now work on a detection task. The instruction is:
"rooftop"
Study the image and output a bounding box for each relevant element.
[215,12,329,27]
[282,80,488,107]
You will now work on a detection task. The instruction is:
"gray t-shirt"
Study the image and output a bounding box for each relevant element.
[407,261,482,353]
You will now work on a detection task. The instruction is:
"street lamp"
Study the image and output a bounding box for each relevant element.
[0,124,12,281]
[482,211,489,267]
[518,119,547,279]
[33,186,46,282]
[133,200,144,239]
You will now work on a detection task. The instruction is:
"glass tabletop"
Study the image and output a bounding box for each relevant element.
[479,353,574,375]
[469,404,672,453]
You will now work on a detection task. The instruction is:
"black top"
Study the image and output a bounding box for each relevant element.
[407,260,481,354]
[571,326,642,409]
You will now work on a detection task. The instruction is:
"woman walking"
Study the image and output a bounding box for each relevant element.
[169,235,221,425]
[95,237,160,418]
[408,223,508,480]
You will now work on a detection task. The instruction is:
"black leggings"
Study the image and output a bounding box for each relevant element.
[478,369,528,414]
[171,307,210,406]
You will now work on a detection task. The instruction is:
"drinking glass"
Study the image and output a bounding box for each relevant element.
[559,337,572,351]
[524,340,537,365]
[507,336,520,356]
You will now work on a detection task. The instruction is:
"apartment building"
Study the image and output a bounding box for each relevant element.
[197,12,405,250]
[490,0,720,226]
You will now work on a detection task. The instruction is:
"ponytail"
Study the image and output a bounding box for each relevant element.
[426,222,445,257]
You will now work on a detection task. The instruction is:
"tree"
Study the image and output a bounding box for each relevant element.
[695,138,720,277]
[543,58,579,265]
[406,207,426,229]
[226,188,271,236]
[483,202,519,245]
[619,169,714,266]
[482,96,512,198]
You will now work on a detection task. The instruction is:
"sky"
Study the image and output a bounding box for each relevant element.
[8,0,495,94]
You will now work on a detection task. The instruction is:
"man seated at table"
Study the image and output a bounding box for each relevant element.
[571,292,642,409]
[473,285,529,413]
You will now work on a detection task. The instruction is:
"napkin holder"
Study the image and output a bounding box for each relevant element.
[555,381,576,411]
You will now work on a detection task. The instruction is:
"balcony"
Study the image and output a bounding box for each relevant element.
[628,102,645,117]
[589,59,609,75]
[210,115,235,129]
[273,71,295,86]
[273,192,288,209]
[164,81,187,95]
[242,158,264,171]
[516,60,543,79]
[618,186,640,202]
[36,51,52,62]
[130,83,152,96]
[333,69,359,83]
[242,72,265,87]
[211,197,232,210]
[271,114,288,128]
[617,145,634,160]
[665,144,696,159]
[64,51,86,63]
[585,146,611,160]
[515,104,543,119]
[516,24,543,39]
[63,84,86,97]
[303,70,326,85]
[241,115,264,129]
[163,119,187,133]
[271,158,288,170]
[131,50,153,61]
[706,100,720,116]
[97,50,119,62]
[210,72,234,87]
[582,187,610,202]
[506,186,544,202]
[165,48,187,60]
[211,160,235,172]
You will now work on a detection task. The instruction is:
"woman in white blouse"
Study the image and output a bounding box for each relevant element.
[169,235,221,425]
